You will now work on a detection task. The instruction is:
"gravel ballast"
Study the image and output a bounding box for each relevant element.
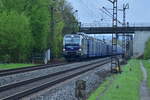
[23,62,111,100]
[0,59,104,86]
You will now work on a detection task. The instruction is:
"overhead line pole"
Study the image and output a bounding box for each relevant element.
[102,3,129,61]
[108,0,121,73]
[101,0,129,72]
[122,3,129,60]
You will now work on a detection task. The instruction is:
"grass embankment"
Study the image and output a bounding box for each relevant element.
[88,60,142,100]
[142,60,150,88]
[0,64,35,70]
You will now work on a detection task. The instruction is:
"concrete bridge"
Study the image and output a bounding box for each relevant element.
[79,23,150,57]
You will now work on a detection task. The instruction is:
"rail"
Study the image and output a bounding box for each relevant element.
[0,63,68,77]
[0,58,110,100]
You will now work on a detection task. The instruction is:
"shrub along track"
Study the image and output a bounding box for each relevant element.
[0,58,110,100]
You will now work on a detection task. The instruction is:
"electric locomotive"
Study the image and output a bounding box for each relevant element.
[63,32,123,61]
[63,33,88,61]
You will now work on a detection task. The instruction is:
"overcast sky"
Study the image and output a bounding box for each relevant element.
[67,0,150,24]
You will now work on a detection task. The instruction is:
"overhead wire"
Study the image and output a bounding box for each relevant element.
[78,0,100,20]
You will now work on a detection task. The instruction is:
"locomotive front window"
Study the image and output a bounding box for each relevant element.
[64,37,80,44]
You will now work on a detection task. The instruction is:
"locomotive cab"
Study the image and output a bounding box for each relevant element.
[63,34,83,59]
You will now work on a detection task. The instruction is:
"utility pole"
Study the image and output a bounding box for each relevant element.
[108,0,121,73]
[112,0,121,73]
[100,0,129,72]
[48,5,55,59]
[51,6,54,41]
[126,22,130,59]
[72,10,78,33]
[122,3,129,60]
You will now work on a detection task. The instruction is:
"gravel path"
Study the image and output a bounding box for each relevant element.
[140,61,150,100]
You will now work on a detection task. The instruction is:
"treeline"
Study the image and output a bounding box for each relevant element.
[144,38,150,59]
[0,0,78,62]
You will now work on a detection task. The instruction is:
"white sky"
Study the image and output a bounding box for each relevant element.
[67,0,150,24]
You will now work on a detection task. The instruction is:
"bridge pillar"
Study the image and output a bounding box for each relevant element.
[125,35,133,59]
[133,31,150,58]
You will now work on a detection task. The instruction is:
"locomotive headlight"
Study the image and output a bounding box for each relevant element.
[79,48,82,51]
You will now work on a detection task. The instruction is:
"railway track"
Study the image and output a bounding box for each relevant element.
[0,58,110,100]
[0,63,68,77]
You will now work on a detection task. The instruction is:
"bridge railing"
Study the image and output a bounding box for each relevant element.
[81,23,150,28]
[129,23,150,27]
[81,23,112,27]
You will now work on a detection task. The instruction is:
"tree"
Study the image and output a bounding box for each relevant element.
[0,11,32,62]
[28,0,50,52]
[60,1,79,34]
[0,0,79,62]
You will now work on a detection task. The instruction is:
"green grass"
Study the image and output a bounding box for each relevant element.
[88,59,142,100]
[88,78,111,100]
[0,63,35,69]
[142,60,150,88]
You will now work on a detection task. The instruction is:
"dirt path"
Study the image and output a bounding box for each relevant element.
[140,62,150,100]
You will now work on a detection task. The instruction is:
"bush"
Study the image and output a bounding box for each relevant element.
[144,38,150,59]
